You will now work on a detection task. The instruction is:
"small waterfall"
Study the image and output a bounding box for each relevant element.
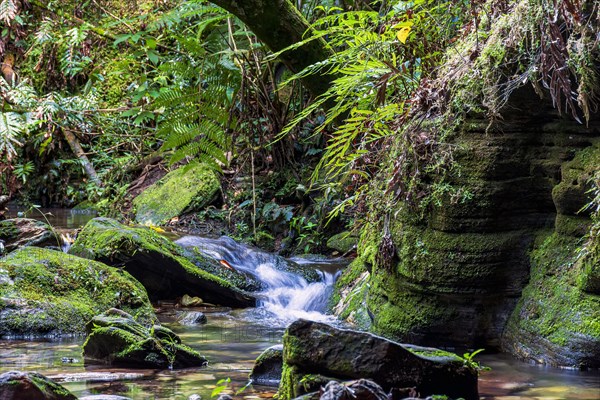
[175,236,342,324]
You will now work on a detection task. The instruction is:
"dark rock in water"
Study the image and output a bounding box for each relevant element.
[177,311,208,325]
[0,370,77,400]
[0,218,57,253]
[0,247,154,338]
[320,380,387,400]
[250,344,283,386]
[279,319,478,400]
[83,308,207,369]
[69,218,256,307]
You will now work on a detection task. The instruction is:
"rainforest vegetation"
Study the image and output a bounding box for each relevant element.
[0,0,599,398]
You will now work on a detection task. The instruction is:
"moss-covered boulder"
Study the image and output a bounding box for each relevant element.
[0,218,57,253]
[0,247,154,338]
[69,218,256,307]
[326,231,358,254]
[83,308,207,369]
[330,258,372,330]
[0,371,77,400]
[249,344,283,387]
[133,163,220,225]
[278,319,478,400]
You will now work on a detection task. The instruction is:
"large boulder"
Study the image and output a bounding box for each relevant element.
[279,319,478,400]
[0,218,57,254]
[0,371,77,400]
[250,344,283,387]
[0,247,154,338]
[133,162,220,225]
[83,308,207,369]
[69,218,256,307]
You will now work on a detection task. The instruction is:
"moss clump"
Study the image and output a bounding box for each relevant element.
[502,232,600,368]
[133,163,220,225]
[0,247,154,338]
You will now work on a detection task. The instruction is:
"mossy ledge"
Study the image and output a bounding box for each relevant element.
[0,247,154,338]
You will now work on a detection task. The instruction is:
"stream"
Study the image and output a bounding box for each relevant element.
[1,206,599,399]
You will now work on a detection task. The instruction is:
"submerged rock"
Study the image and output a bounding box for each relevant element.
[69,217,256,307]
[83,308,207,369]
[279,319,478,400]
[133,162,220,225]
[176,311,208,325]
[0,247,154,338]
[0,218,57,253]
[319,380,388,400]
[0,370,77,400]
[250,344,283,387]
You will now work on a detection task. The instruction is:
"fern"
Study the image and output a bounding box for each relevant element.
[0,0,17,25]
[0,112,25,159]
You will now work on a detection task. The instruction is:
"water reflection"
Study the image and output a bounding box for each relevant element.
[5,204,97,230]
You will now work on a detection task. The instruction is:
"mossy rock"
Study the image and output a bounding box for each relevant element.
[502,233,600,368]
[0,218,57,253]
[250,344,283,387]
[330,258,372,329]
[552,143,600,216]
[69,218,256,307]
[278,319,478,400]
[133,163,220,225]
[0,371,77,400]
[0,247,154,338]
[326,231,357,253]
[83,308,207,369]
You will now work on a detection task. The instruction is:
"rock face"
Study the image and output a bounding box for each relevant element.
[250,344,283,387]
[133,162,220,225]
[83,308,207,369]
[69,218,256,307]
[501,144,600,369]
[0,247,154,338]
[0,371,77,400]
[334,86,600,367]
[279,319,478,400]
[0,218,57,253]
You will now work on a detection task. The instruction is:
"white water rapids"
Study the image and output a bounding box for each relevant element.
[175,235,342,325]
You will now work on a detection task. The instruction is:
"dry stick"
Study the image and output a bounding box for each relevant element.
[63,128,102,187]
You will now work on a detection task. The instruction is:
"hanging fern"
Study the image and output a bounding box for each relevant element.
[0,0,18,25]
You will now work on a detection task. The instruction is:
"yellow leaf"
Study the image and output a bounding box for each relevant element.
[396,26,411,44]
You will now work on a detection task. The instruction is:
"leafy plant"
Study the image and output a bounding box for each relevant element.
[462,349,490,373]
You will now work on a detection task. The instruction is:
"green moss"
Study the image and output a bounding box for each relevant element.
[330,258,372,329]
[0,247,154,337]
[69,217,237,290]
[326,231,358,253]
[133,163,220,225]
[503,232,600,367]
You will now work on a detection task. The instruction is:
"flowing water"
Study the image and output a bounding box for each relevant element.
[1,209,599,399]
